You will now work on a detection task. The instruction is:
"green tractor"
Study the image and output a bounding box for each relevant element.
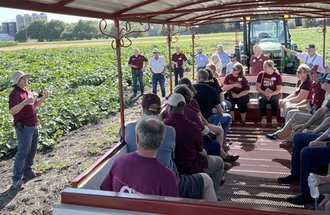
[236,18,300,74]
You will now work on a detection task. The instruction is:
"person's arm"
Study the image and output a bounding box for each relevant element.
[294,106,329,131]
[215,104,224,114]
[308,117,330,134]
[308,131,329,146]
[286,89,310,103]
[35,90,49,107]
[270,84,282,97]
[222,83,241,91]
[315,174,330,185]
[236,90,249,98]
[9,97,34,116]
[281,46,297,56]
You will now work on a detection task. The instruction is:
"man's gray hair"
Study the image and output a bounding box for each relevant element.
[135,116,165,150]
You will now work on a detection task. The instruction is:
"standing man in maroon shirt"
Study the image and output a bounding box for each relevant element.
[250,45,270,76]
[9,71,49,190]
[171,46,188,86]
[128,48,148,97]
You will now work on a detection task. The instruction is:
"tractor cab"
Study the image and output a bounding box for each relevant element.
[237,18,300,74]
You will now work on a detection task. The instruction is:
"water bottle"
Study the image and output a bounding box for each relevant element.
[308,173,320,198]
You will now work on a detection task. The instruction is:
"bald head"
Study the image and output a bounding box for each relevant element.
[136,116,165,150]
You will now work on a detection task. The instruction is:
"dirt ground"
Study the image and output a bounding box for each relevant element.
[0,97,143,215]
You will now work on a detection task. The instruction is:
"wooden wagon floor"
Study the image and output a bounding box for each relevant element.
[218,124,304,209]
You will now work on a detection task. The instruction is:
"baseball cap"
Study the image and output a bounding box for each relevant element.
[153,48,160,53]
[311,65,325,74]
[318,73,330,81]
[228,52,237,58]
[306,44,315,49]
[142,94,161,113]
[166,93,186,107]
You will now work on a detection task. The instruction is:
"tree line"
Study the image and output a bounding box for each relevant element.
[15,18,329,42]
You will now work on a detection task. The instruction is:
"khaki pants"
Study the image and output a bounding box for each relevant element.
[202,149,224,191]
[275,112,321,140]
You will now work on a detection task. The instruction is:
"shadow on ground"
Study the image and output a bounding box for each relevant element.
[0,186,18,210]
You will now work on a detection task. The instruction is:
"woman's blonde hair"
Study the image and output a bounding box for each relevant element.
[263,60,276,70]
[232,62,244,77]
[297,64,311,73]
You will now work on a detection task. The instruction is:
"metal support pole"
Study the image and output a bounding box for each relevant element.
[323,18,327,68]
[191,27,195,80]
[114,19,125,140]
[167,24,173,93]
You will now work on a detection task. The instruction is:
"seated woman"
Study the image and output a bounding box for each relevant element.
[222,63,250,123]
[279,64,312,121]
[256,60,283,127]
[266,66,326,143]
[210,54,223,75]
[284,65,326,122]
[205,64,232,112]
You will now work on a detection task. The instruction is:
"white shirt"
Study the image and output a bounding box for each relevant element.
[150,56,167,74]
[296,52,329,68]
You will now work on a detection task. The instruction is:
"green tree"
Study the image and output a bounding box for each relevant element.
[15,30,27,42]
[43,20,65,41]
[73,20,98,40]
[27,19,46,42]
[61,23,75,41]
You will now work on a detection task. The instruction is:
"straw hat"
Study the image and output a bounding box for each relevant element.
[12,71,29,86]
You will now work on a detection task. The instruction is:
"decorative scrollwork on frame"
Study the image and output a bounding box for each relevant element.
[99,19,150,49]
[163,25,189,44]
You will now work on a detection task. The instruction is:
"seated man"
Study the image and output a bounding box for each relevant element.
[314,172,330,211]
[124,94,217,200]
[164,93,224,192]
[100,116,178,197]
[280,127,330,205]
[174,84,238,165]
[193,69,232,143]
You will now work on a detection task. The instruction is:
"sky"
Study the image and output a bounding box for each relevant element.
[0,7,98,23]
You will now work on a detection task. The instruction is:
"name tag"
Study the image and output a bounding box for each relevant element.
[271,77,276,81]
[179,58,182,60]
[238,78,242,81]
[253,59,256,62]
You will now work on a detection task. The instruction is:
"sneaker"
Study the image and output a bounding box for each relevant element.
[277,174,299,184]
[23,171,42,181]
[12,180,25,191]
[224,162,233,171]
[223,154,240,163]
[266,133,278,140]
[286,193,313,205]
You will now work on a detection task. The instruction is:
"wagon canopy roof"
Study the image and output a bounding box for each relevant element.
[2,0,330,25]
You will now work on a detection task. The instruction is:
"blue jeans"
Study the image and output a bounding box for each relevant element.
[132,69,144,95]
[208,113,232,142]
[152,73,165,97]
[12,125,38,183]
[300,146,330,195]
[291,132,320,177]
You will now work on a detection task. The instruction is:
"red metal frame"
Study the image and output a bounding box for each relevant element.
[60,188,327,215]
[71,141,125,188]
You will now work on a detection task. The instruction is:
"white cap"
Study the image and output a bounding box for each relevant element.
[167,93,186,107]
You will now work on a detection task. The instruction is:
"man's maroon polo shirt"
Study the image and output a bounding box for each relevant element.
[128,54,148,71]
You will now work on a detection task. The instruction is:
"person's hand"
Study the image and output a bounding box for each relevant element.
[266,94,272,101]
[302,128,315,133]
[132,65,137,69]
[24,97,36,105]
[141,67,146,72]
[234,83,242,88]
[319,194,330,208]
[43,89,49,99]
[280,45,285,50]
[293,123,306,132]
[232,93,238,98]
[309,140,327,147]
